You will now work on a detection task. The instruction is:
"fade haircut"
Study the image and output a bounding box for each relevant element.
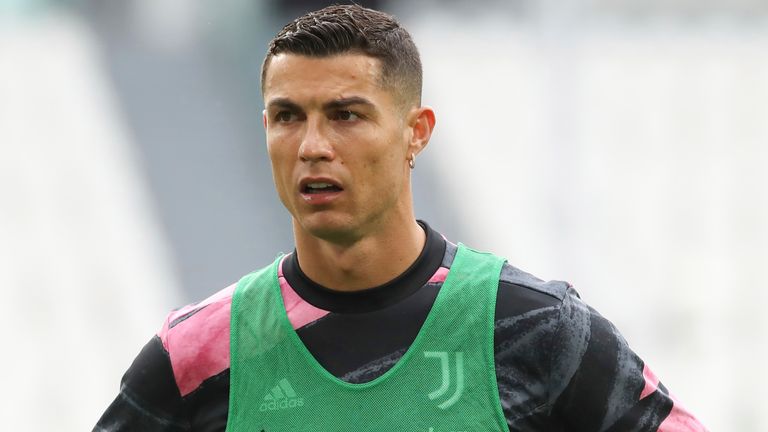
[261,4,423,107]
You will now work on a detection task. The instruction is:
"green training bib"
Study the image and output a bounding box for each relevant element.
[227,243,510,432]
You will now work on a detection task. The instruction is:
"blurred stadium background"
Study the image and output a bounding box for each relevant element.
[2,0,767,430]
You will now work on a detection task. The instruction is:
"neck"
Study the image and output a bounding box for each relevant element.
[293,218,426,291]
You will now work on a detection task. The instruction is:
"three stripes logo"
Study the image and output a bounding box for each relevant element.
[258,378,304,412]
[424,351,464,409]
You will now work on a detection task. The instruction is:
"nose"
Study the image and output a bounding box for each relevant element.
[299,118,335,163]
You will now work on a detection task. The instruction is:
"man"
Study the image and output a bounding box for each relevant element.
[95,5,707,431]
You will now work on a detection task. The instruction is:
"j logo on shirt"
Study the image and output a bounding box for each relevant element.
[424,351,464,409]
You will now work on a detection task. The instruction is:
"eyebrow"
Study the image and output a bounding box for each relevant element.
[265,98,302,112]
[265,96,375,112]
[322,96,374,111]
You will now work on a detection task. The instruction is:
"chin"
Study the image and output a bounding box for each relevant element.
[297,213,359,242]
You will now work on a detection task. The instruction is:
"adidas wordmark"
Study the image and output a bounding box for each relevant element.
[259,378,305,412]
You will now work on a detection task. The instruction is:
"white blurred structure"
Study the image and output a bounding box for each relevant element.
[412,10,768,432]
[0,12,181,431]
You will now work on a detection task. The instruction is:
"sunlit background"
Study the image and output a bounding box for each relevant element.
[2,0,766,430]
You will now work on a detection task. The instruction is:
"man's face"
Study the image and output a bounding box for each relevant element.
[262,53,414,243]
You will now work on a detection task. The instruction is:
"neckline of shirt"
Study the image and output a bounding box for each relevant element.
[282,220,447,314]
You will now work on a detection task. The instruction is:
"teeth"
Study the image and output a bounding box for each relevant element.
[307,182,333,189]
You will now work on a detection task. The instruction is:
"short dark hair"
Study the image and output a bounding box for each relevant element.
[261,4,422,107]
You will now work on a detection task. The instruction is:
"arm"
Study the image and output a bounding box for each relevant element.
[550,288,708,431]
[93,336,189,432]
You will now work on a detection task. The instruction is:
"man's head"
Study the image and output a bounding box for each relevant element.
[261,4,422,109]
[261,5,435,246]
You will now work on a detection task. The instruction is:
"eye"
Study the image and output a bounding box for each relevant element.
[333,110,360,122]
[274,111,298,122]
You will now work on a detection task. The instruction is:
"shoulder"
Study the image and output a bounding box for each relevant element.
[496,261,572,319]
[499,262,571,301]
[157,282,237,397]
[443,240,571,312]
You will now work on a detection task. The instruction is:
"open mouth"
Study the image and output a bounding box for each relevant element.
[302,182,343,194]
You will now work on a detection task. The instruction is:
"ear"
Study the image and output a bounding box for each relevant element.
[263,109,268,129]
[407,106,436,158]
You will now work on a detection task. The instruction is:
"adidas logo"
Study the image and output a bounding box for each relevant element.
[258,378,305,412]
